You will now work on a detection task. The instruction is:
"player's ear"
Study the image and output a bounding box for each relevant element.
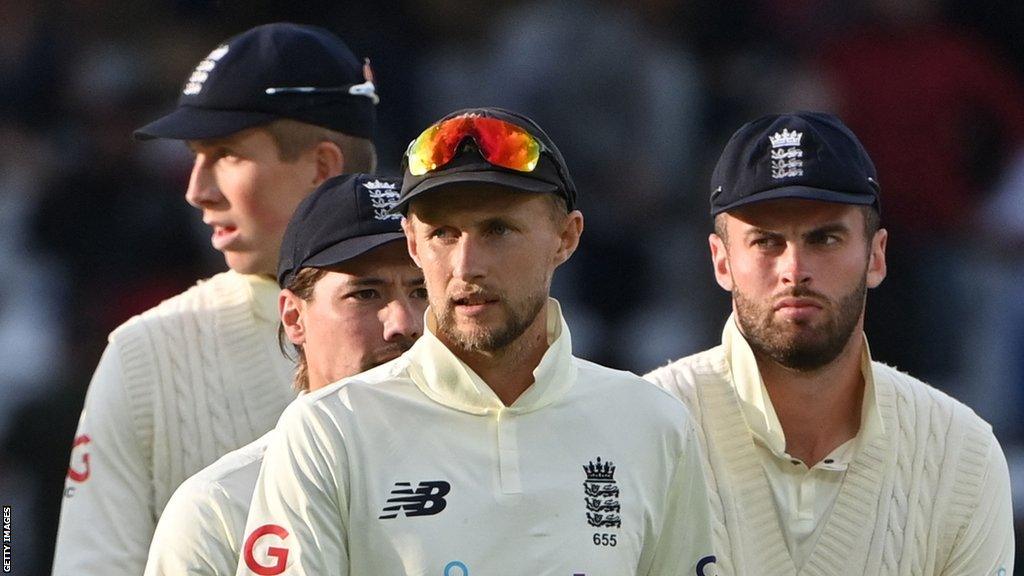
[402,216,423,268]
[866,227,887,289]
[280,289,307,345]
[312,140,344,184]
[553,210,584,267]
[709,231,734,292]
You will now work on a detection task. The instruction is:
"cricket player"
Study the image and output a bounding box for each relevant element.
[52,23,379,575]
[144,174,426,576]
[237,108,715,575]
[645,112,1014,575]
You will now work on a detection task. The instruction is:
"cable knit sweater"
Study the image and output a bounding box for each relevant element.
[645,338,1014,576]
[53,271,297,576]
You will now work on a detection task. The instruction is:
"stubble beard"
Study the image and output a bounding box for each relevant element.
[436,289,547,355]
[733,277,867,372]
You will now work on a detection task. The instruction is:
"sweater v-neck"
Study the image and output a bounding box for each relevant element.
[699,326,897,575]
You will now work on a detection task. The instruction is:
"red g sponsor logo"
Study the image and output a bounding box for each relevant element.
[243,524,290,575]
[67,435,91,482]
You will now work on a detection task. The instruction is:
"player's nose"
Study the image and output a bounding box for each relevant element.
[778,243,812,286]
[185,155,225,208]
[382,298,423,342]
[450,236,487,282]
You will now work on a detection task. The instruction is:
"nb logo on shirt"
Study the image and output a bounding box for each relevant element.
[379,480,451,519]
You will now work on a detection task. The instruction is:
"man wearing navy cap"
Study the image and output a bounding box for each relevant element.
[144,175,425,576]
[646,112,1013,575]
[53,23,380,576]
[238,108,714,575]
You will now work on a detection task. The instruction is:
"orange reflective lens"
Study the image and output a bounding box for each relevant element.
[406,116,543,176]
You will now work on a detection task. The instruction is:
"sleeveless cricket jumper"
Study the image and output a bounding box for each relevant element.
[645,316,1014,576]
[53,271,296,576]
[238,300,715,576]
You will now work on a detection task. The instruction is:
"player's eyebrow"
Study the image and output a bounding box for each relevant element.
[742,227,784,240]
[742,223,850,240]
[343,276,425,287]
[186,136,232,152]
[802,223,850,239]
[344,278,386,286]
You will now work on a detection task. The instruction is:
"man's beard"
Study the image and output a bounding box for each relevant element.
[733,277,867,371]
[435,288,547,354]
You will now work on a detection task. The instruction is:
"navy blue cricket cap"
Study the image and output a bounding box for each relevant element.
[277,174,405,288]
[395,107,577,214]
[710,111,880,216]
[135,23,377,141]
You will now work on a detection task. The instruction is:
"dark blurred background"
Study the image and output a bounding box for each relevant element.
[1,0,1023,573]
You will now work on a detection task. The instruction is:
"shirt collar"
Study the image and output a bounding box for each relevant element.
[242,273,282,323]
[405,298,577,415]
[723,313,885,465]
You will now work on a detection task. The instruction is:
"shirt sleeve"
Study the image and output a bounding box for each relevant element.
[236,399,349,576]
[51,343,155,576]
[145,478,237,576]
[940,436,1015,576]
[645,420,717,576]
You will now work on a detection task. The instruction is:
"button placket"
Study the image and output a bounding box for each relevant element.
[496,409,522,494]
[798,473,815,521]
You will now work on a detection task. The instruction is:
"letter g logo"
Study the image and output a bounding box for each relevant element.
[67,435,91,482]
[244,524,290,575]
[696,555,718,576]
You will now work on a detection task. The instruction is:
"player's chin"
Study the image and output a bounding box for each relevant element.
[223,250,273,276]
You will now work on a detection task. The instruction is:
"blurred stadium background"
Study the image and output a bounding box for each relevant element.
[1,0,1022,573]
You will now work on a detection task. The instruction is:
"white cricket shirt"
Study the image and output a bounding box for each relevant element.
[238,300,715,576]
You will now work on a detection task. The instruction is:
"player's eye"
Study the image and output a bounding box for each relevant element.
[349,289,380,301]
[808,232,843,246]
[751,236,782,248]
[411,287,428,300]
[219,148,243,162]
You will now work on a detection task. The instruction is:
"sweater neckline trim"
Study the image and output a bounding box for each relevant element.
[703,344,897,575]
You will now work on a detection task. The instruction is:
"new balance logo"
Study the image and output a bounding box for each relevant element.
[379,481,451,519]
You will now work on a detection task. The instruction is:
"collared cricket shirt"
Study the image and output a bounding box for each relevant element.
[238,300,714,576]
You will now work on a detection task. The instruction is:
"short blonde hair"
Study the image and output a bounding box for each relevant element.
[263,118,377,173]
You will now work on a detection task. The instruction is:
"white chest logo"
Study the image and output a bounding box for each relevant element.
[183,45,229,96]
[364,180,402,220]
[769,128,804,179]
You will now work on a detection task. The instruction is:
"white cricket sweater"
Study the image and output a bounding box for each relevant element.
[645,320,1015,576]
[238,300,716,576]
[145,431,273,576]
[53,271,296,576]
